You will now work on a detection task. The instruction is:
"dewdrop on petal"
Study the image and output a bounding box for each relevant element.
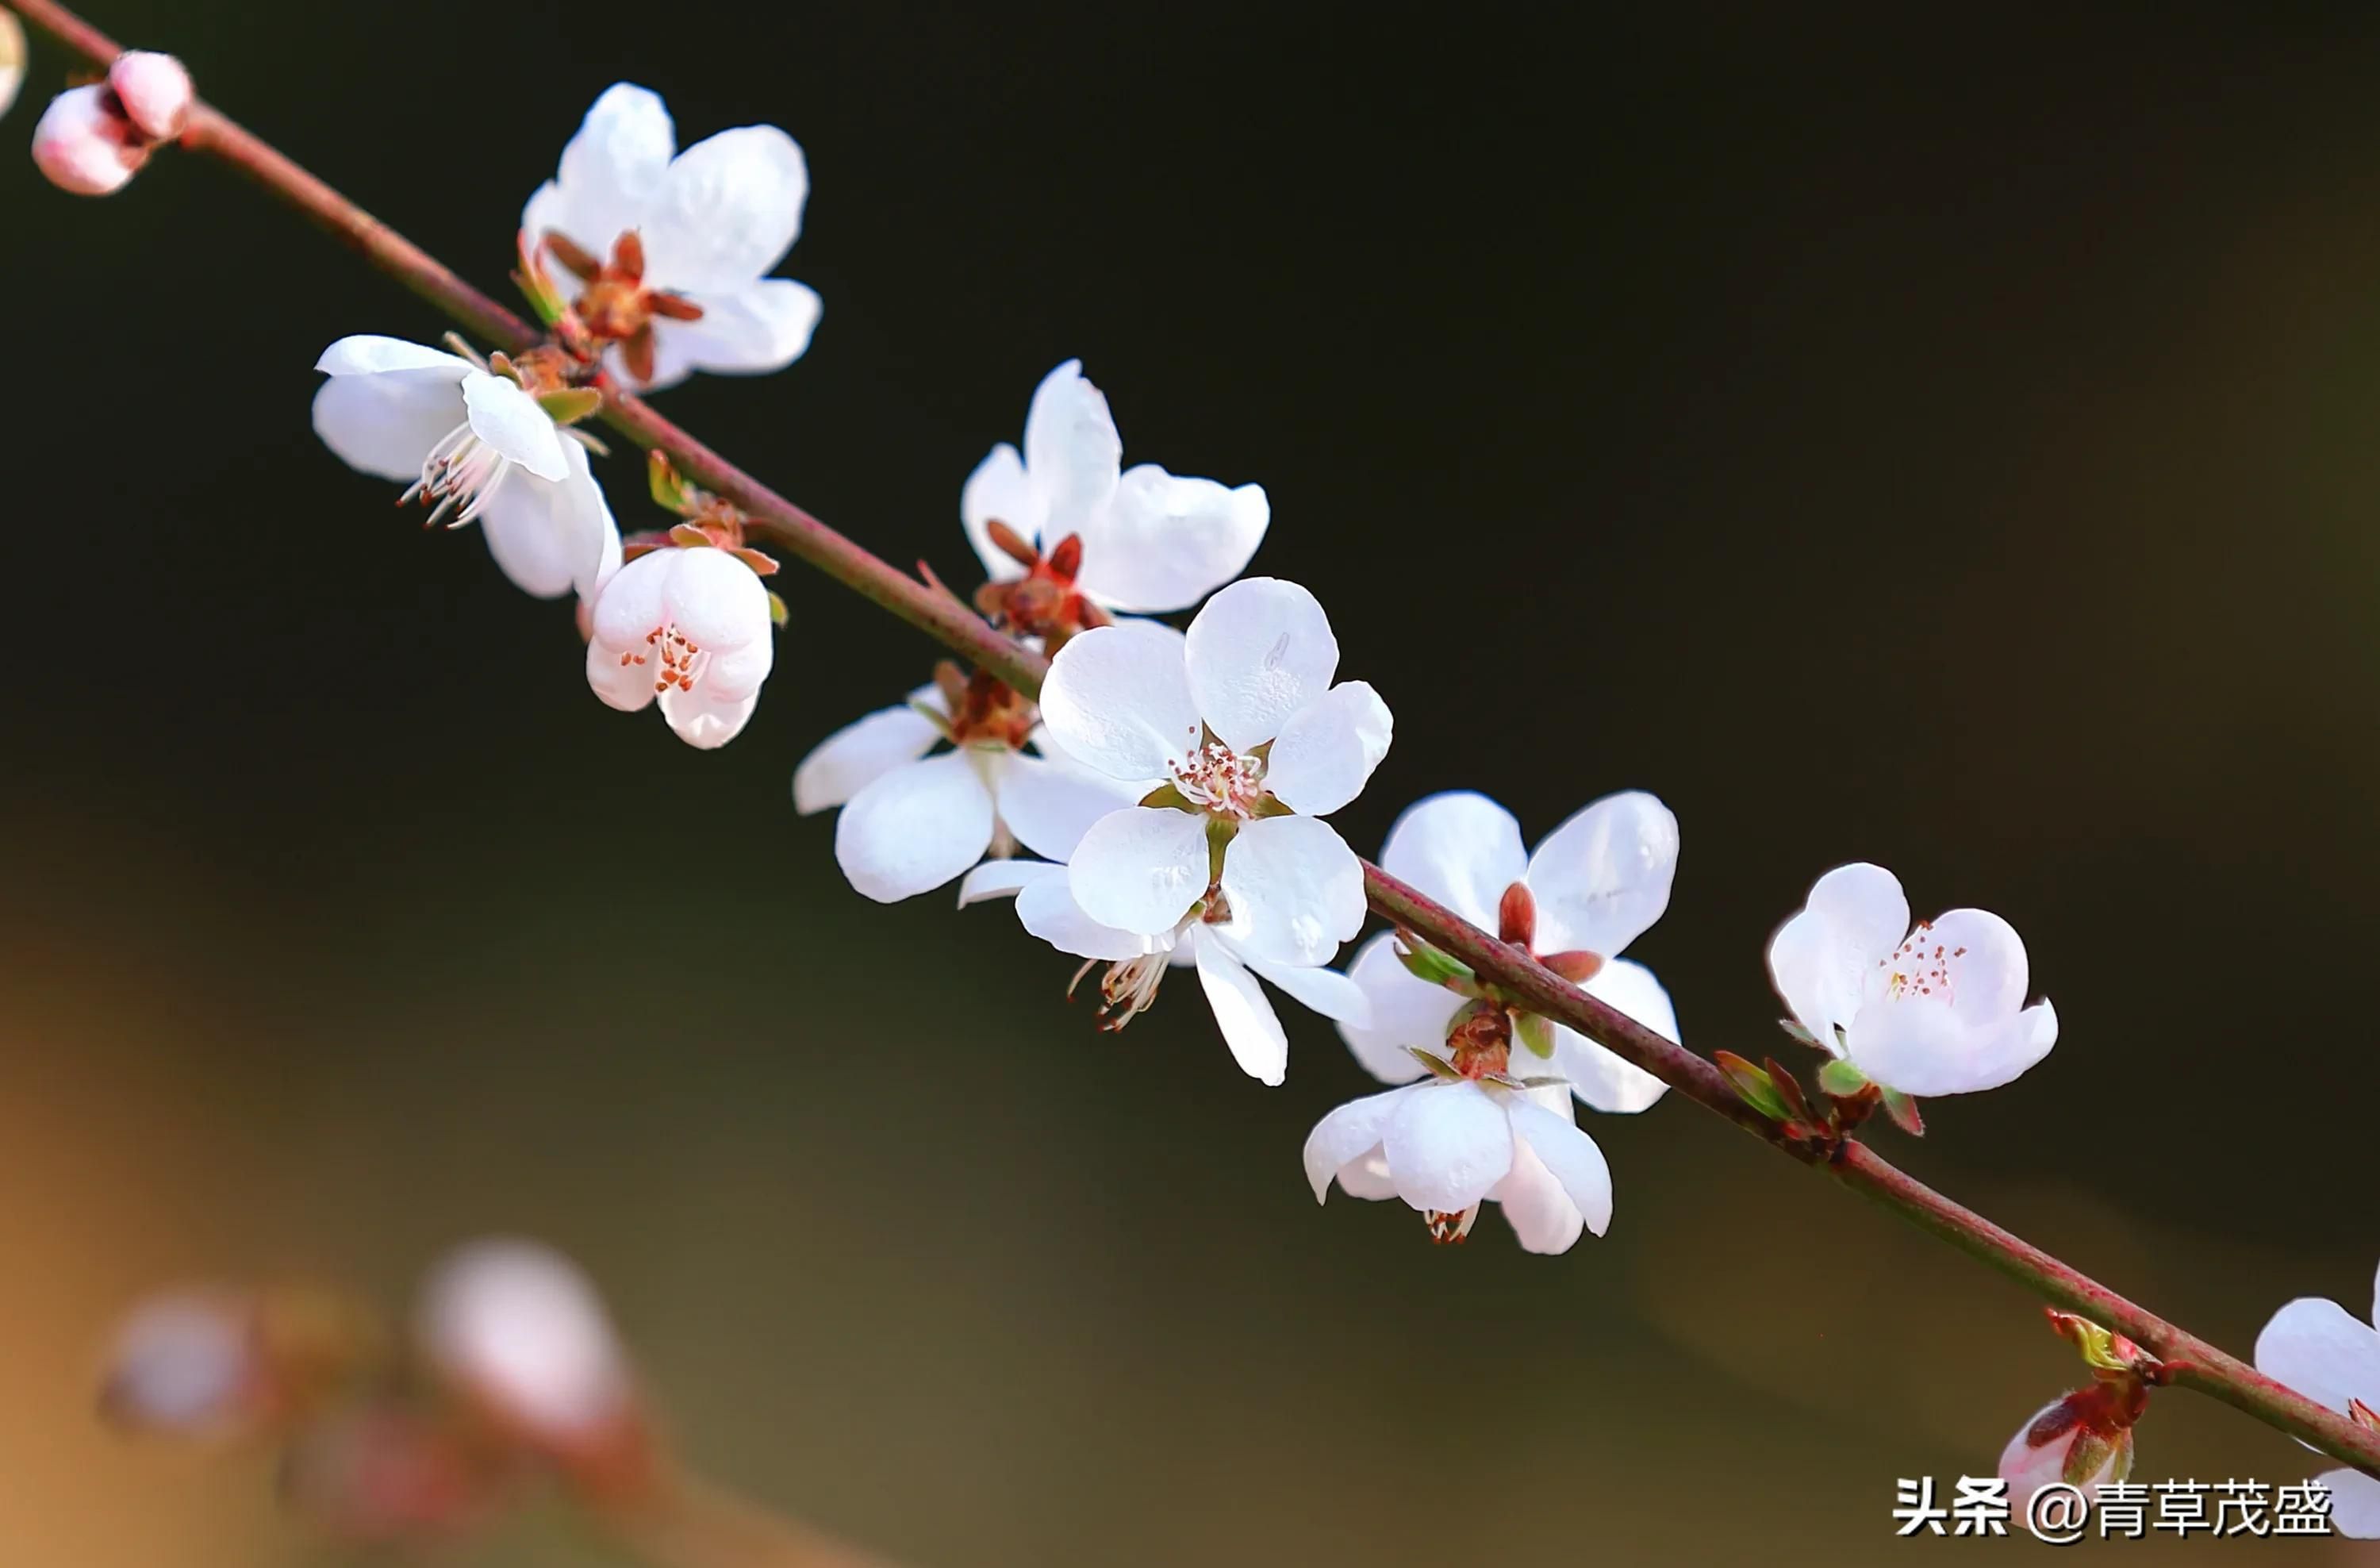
[107,51,193,141]
[100,1291,260,1435]
[0,11,25,122]
[33,84,146,195]
[417,1239,635,1455]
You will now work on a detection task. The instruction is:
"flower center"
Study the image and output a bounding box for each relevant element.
[1878,920,1966,1005]
[400,420,513,529]
[540,230,705,385]
[1170,741,1267,818]
[1423,1205,1480,1244]
[614,620,712,696]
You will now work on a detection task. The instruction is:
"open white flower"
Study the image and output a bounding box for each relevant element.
[1304,1077,1614,1254]
[1766,862,2057,1097]
[524,84,818,393]
[796,680,1140,903]
[1340,790,1679,1113]
[2254,1259,2380,1537]
[958,857,1364,1085]
[586,545,773,748]
[313,336,620,601]
[962,360,1268,614]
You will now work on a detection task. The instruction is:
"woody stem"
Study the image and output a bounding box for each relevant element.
[13,0,2379,1485]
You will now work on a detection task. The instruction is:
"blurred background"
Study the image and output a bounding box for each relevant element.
[4,0,2378,1561]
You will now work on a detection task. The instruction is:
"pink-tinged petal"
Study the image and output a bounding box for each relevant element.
[1184,578,1339,751]
[793,704,943,813]
[1525,790,1679,958]
[1491,1137,1586,1255]
[996,752,1139,863]
[833,751,996,902]
[1805,862,1911,966]
[585,634,658,713]
[1925,906,2030,1023]
[639,125,808,293]
[961,441,1041,583]
[1549,957,1678,1114]
[1504,1096,1614,1236]
[1073,466,1269,613]
[2318,1470,2380,1539]
[417,1239,631,1443]
[1263,682,1392,817]
[1303,1086,1416,1202]
[955,857,1061,907]
[1378,791,1529,932]
[1383,1082,1513,1213]
[1038,621,1201,782]
[1020,359,1122,535]
[1841,997,1979,1097]
[311,363,470,482]
[1215,814,1365,967]
[1231,943,1372,1027]
[2256,1295,2380,1418]
[658,683,760,750]
[107,51,191,140]
[527,83,676,257]
[1066,805,1209,935]
[1336,932,1464,1085]
[32,85,141,194]
[1015,872,1157,961]
[1194,930,1288,1085]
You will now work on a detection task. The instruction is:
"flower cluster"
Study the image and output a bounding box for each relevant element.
[31,47,189,195]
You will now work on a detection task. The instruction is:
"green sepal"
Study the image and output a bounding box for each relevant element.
[1816,1058,1869,1097]
[1515,1012,1556,1059]
[648,451,697,516]
[1394,938,1476,991]
[2062,1431,2115,1486]
[1777,1017,1821,1047]
[535,387,603,426]
[1712,1050,1791,1123]
[1407,1047,1464,1082]
[766,590,789,628]
[1879,1087,1925,1137]
[1138,783,1191,811]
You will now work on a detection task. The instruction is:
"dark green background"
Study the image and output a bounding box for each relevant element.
[4,2,2376,1562]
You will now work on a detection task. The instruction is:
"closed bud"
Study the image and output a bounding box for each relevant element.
[0,10,24,121]
[106,50,193,141]
[33,85,147,196]
[1998,1389,2136,1508]
[1496,880,1536,947]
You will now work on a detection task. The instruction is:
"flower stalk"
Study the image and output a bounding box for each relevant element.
[12,0,2379,1485]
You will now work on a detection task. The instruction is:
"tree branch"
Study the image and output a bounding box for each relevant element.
[14,0,2378,1484]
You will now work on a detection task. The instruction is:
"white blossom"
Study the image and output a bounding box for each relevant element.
[417,1239,634,1450]
[586,545,774,749]
[99,1291,258,1435]
[2254,1259,2380,1537]
[313,336,620,601]
[1340,790,1680,1113]
[963,360,1268,613]
[1766,862,2057,1097]
[1303,1076,1614,1254]
[524,84,818,392]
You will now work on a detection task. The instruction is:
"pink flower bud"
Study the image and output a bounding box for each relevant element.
[1998,1392,2136,1509]
[32,85,145,196]
[417,1239,635,1453]
[98,1292,260,1435]
[106,50,192,141]
[0,11,26,121]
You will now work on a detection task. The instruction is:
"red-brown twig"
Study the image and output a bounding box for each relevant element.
[12,0,2378,1484]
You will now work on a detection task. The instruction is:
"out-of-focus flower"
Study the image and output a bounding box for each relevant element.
[33,84,145,194]
[100,1291,261,1436]
[964,359,1268,616]
[524,83,818,392]
[1766,862,2057,1097]
[0,12,27,122]
[416,1239,638,1462]
[1303,1074,1614,1253]
[107,50,191,140]
[2254,1259,2380,1537]
[280,1405,507,1543]
[586,544,775,749]
[313,336,620,601]
[1340,790,1679,1113]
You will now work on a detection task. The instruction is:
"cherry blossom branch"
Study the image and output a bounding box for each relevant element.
[15,0,2378,1484]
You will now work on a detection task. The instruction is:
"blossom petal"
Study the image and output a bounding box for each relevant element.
[1216,814,1365,967]
[1525,790,1679,958]
[316,336,473,378]
[1184,578,1339,751]
[1015,872,1157,961]
[1806,862,1911,966]
[833,751,996,903]
[2255,1295,2380,1418]
[793,704,942,813]
[479,441,616,601]
[639,279,822,391]
[1548,958,1677,1114]
[585,636,657,713]
[589,548,671,648]
[1193,931,1288,1085]
[1928,907,2030,1023]
[459,371,567,481]
[658,682,759,750]
[2318,1470,2380,1539]
[526,83,675,257]
[1336,932,1464,1085]
[1263,682,1392,817]
[996,751,1138,863]
[955,857,1059,906]
[1492,1137,1586,1255]
[661,545,770,650]
[1073,465,1269,613]
[1505,1097,1614,1237]
[639,125,808,294]
[1303,1086,1415,1202]
[962,442,1041,584]
[1377,791,1528,932]
[1234,945,1372,1027]
[311,362,468,482]
[1038,621,1200,782]
[1384,1083,1512,1213]
[1066,806,1209,935]
[1765,909,1848,1058]
[1020,359,1122,536]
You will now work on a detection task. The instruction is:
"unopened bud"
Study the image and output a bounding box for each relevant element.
[1497,880,1536,947]
[106,50,192,141]
[100,1291,261,1436]
[1998,1391,2136,1508]
[0,11,25,121]
[417,1239,639,1464]
[32,85,146,196]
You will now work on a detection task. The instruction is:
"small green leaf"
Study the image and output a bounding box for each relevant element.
[647,451,697,516]
[1394,937,1476,991]
[1515,1012,1556,1059]
[535,386,603,426]
[1879,1087,1925,1138]
[1816,1058,1869,1097]
[1712,1050,1791,1123]
[766,590,789,628]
